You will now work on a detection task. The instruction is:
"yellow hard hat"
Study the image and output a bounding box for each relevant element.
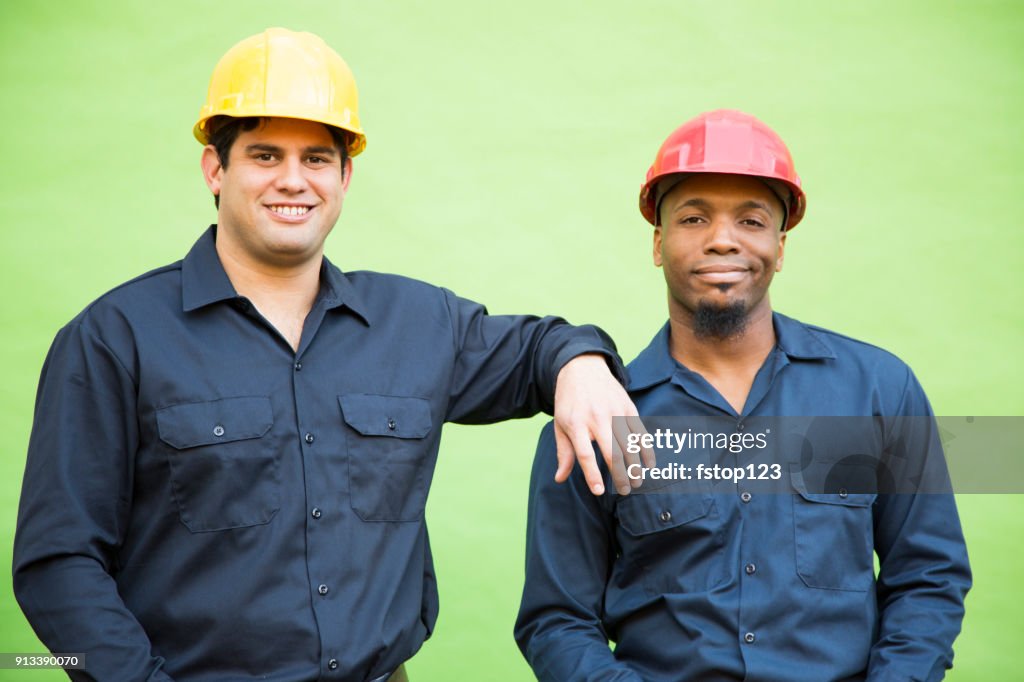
[193,27,366,156]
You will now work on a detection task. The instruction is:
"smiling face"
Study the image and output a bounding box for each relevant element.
[654,173,787,331]
[201,117,353,270]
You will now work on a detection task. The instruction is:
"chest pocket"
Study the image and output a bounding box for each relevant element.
[156,396,279,533]
[615,493,727,594]
[340,394,433,522]
[793,490,876,591]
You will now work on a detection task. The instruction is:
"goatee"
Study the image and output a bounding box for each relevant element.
[693,300,748,340]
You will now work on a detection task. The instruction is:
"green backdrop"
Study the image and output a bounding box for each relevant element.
[1,1,1020,679]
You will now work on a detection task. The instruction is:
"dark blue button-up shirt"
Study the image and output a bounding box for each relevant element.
[516,314,971,682]
[14,227,624,682]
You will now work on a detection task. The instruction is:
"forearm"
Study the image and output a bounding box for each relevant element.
[443,288,624,423]
[868,494,971,680]
[14,556,173,682]
[516,614,644,682]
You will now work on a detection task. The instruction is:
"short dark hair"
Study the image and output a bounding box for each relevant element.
[205,116,350,209]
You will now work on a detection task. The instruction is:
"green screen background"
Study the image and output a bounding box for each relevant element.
[1,1,1020,679]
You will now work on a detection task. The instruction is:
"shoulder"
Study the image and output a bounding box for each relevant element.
[338,270,493,332]
[342,269,443,296]
[780,314,927,413]
[801,320,912,374]
[66,261,183,336]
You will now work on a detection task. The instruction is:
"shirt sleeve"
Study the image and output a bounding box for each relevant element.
[868,368,972,681]
[514,423,645,681]
[13,320,175,682]
[441,288,626,424]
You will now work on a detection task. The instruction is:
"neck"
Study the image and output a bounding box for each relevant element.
[215,240,322,316]
[668,301,776,376]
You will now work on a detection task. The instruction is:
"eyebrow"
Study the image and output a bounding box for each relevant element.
[669,197,774,213]
[737,199,773,213]
[244,143,339,157]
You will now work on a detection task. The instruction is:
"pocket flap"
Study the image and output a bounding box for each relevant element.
[617,493,713,536]
[156,396,273,450]
[339,394,432,439]
[796,490,876,508]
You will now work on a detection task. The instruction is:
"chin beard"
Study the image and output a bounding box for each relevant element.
[693,300,749,340]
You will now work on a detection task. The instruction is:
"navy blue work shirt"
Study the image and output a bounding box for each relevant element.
[516,314,971,682]
[13,226,624,682]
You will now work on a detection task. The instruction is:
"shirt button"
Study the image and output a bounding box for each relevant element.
[740,491,752,503]
[745,563,757,575]
[839,488,849,499]
[659,510,672,523]
[311,507,322,519]
[305,433,315,444]
[318,584,329,595]
[328,659,338,670]
[387,417,396,431]
[736,421,745,431]
[294,361,303,371]
[213,425,225,437]
[744,632,756,644]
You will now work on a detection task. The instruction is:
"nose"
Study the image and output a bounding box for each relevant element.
[275,157,309,194]
[703,217,741,255]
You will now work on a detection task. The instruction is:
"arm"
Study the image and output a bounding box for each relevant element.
[13,321,174,682]
[514,424,645,682]
[442,289,648,496]
[868,370,971,681]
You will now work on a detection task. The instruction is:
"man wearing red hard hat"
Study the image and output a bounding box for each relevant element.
[12,28,648,682]
[517,110,971,680]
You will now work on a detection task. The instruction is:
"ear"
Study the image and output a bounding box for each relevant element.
[653,227,663,267]
[775,231,787,272]
[341,156,354,193]
[200,145,223,198]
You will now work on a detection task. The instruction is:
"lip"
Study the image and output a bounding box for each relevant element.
[692,264,748,283]
[263,203,316,224]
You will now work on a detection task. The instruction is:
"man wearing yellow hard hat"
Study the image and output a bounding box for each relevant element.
[13,28,649,681]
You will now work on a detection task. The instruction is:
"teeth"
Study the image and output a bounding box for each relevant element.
[270,205,309,216]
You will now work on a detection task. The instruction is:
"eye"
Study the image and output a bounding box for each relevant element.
[740,217,767,228]
[677,215,705,225]
[307,156,327,164]
[255,153,275,162]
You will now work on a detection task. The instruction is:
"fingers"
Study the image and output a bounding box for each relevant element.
[596,419,631,496]
[553,424,575,484]
[564,425,606,495]
[625,414,657,470]
[612,417,641,491]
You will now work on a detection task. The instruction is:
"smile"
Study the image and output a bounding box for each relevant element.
[268,205,311,216]
[693,265,748,284]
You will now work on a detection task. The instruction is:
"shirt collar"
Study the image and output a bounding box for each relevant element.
[181,225,371,325]
[627,311,835,391]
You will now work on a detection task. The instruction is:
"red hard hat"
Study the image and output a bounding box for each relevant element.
[639,109,806,230]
